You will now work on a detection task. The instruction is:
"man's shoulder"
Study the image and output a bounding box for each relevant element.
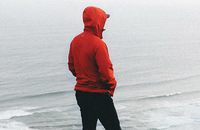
[71,31,105,47]
[72,32,84,40]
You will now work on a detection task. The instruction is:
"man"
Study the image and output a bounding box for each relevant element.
[68,6,121,130]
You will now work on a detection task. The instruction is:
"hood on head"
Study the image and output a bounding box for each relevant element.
[83,6,108,39]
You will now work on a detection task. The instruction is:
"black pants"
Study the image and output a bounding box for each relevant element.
[75,90,121,130]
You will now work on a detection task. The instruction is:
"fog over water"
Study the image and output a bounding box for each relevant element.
[1,0,200,129]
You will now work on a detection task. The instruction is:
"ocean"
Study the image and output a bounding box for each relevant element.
[1,0,200,129]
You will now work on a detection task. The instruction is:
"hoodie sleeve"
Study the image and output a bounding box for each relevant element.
[68,45,76,77]
[95,43,117,94]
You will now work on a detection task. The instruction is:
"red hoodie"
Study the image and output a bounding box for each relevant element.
[68,6,117,96]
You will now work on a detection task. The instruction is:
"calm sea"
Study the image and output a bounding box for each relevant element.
[1,0,200,129]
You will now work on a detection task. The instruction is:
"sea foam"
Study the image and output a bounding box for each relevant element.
[0,109,32,120]
[0,108,35,130]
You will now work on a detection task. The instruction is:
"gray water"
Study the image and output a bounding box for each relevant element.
[1,0,200,129]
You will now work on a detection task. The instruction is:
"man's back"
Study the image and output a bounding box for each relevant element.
[69,30,116,95]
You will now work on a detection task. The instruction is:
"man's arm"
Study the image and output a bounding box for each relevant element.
[95,43,117,95]
[68,46,76,77]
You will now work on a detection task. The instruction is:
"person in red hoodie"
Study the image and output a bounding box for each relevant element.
[68,6,121,130]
